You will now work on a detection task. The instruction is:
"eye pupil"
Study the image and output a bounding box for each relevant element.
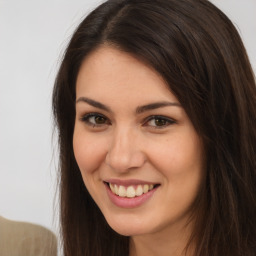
[95,116,106,124]
[155,118,166,126]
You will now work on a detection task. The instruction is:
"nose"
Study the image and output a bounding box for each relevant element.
[105,127,146,173]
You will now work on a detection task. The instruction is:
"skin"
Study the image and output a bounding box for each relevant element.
[73,46,204,256]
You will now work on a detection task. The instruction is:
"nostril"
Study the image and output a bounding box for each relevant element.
[105,150,146,172]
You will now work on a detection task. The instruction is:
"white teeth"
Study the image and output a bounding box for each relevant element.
[114,184,118,195]
[109,183,155,198]
[143,184,149,193]
[118,185,126,197]
[127,186,136,198]
[135,185,143,196]
[110,183,114,191]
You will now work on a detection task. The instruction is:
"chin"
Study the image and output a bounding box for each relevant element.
[104,214,154,237]
[109,224,146,237]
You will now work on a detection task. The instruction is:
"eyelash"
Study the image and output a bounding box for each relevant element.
[80,113,176,129]
[143,115,176,129]
[80,113,110,127]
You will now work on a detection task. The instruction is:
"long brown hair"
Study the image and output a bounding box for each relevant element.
[52,0,256,255]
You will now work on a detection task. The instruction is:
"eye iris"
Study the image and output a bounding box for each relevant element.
[95,116,106,124]
[155,118,166,126]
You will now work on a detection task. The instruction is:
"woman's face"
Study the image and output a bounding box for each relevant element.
[73,46,204,237]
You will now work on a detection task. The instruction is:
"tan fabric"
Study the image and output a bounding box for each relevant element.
[0,216,57,256]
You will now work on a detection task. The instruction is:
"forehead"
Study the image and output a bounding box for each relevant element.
[76,46,178,103]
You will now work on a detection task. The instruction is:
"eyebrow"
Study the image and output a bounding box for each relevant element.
[136,101,181,114]
[76,97,112,112]
[76,97,181,114]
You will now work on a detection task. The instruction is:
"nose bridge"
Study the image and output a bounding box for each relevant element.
[106,125,145,172]
[113,126,131,152]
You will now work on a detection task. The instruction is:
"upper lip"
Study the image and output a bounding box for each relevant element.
[104,179,159,186]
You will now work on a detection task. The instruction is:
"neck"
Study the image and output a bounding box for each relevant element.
[129,221,195,256]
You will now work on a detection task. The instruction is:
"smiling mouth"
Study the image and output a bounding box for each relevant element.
[105,182,160,198]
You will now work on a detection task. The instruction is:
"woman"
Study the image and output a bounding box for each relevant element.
[52,0,256,255]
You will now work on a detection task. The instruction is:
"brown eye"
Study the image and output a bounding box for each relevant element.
[145,116,176,129]
[94,116,107,124]
[154,118,168,126]
[80,113,110,127]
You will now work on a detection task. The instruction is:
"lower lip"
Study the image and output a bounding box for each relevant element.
[105,184,158,208]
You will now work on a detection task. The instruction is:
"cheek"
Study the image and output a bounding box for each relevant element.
[150,134,202,173]
[154,135,203,218]
[73,129,107,174]
[173,135,203,172]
